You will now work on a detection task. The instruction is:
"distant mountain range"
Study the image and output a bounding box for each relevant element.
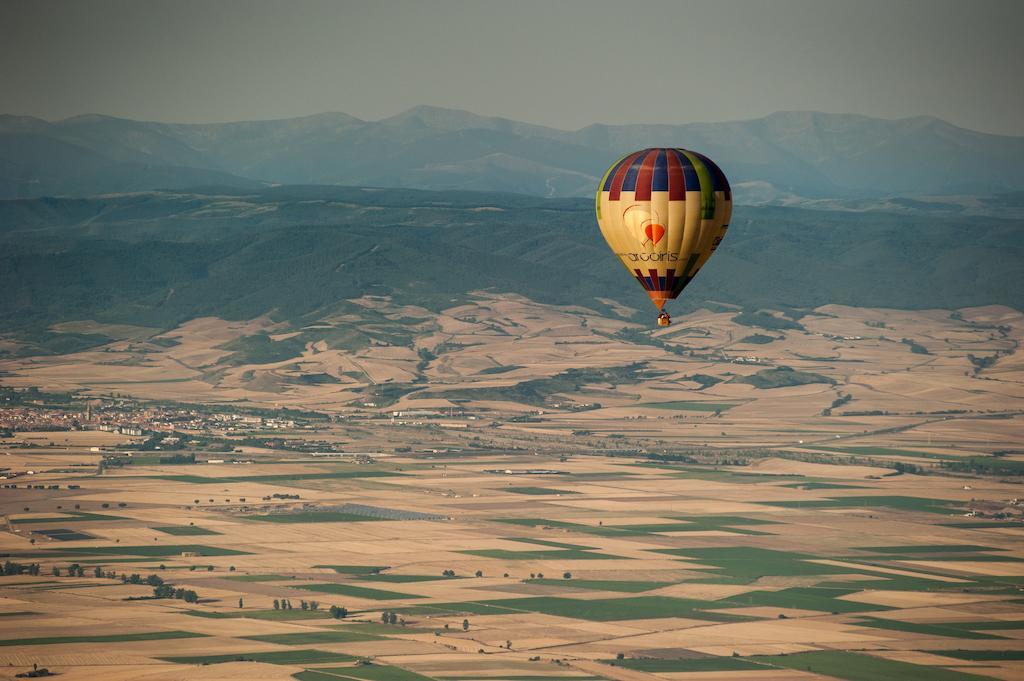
[3,107,1024,201]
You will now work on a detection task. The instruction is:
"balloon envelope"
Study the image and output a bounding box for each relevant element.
[595,148,731,310]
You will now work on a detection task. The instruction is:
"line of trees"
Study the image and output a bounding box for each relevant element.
[153,583,199,603]
[97,571,201,603]
[2,561,40,576]
[941,457,1024,477]
[122,573,165,586]
[272,598,320,611]
[381,611,407,625]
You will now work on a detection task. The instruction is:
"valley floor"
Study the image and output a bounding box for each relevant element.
[0,299,1022,680]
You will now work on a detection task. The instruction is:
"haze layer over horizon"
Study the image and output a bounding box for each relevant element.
[2,0,1022,136]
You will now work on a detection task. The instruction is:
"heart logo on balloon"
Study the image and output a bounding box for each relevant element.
[645,223,666,246]
[622,205,666,249]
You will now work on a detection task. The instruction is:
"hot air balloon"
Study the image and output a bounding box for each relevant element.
[595,148,731,326]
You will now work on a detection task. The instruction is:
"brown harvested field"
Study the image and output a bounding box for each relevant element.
[1,301,1023,680]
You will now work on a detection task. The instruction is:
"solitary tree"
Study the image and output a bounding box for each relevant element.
[239,597,244,608]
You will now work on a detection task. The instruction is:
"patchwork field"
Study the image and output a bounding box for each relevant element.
[2,444,1024,680]
[1,300,1022,679]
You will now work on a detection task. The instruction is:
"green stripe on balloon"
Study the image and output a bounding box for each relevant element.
[680,149,716,219]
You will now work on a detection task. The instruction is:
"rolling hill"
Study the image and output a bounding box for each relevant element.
[1,185,1021,356]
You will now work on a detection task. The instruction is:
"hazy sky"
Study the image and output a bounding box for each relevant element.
[3,0,1022,134]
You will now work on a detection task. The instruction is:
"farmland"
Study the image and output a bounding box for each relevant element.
[0,300,1022,680]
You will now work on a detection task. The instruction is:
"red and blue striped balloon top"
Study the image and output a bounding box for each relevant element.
[601,148,731,202]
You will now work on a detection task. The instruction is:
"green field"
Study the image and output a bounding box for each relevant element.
[152,525,221,535]
[780,482,866,490]
[827,573,972,592]
[654,547,854,583]
[361,574,451,583]
[0,631,206,647]
[161,649,355,665]
[11,512,125,524]
[478,364,523,375]
[750,650,993,681]
[853,616,1012,640]
[315,565,389,574]
[621,515,778,536]
[862,545,1000,554]
[294,665,436,681]
[36,544,249,557]
[243,630,381,645]
[244,512,389,523]
[33,528,93,541]
[493,515,776,538]
[760,495,963,514]
[718,587,888,613]
[294,583,424,600]
[506,537,596,550]
[925,650,1024,661]
[73,559,178,566]
[607,657,765,672]
[472,596,751,622]
[644,464,809,487]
